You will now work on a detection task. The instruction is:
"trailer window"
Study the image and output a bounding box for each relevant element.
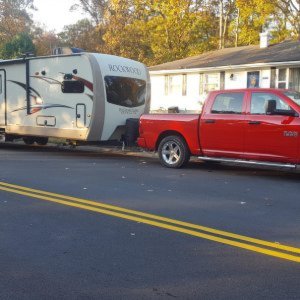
[105,76,146,107]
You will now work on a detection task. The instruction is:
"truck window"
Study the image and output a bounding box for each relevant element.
[105,76,146,108]
[211,93,244,114]
[284,91,300,106]
[250,92,292,114]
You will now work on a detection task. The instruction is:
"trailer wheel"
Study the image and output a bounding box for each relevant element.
[35,137,48,146]
[158,135,190,168]
[23,137,35,145]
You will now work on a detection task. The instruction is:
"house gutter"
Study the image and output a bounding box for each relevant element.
[149,60,300,75]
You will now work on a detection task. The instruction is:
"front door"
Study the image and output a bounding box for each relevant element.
[0,70,5,125]
[244,91,299,163]
[199,92,246,158]
[76,104,86,128]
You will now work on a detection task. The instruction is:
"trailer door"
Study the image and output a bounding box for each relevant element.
[0,70,5,125]
[76,104,86,128]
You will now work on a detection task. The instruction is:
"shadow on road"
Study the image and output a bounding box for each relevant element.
[1,142,300,181]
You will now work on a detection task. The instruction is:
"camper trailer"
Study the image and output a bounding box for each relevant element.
[0,52,150,145]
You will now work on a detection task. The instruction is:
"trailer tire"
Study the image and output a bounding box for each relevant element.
[158,135,190,168]
[35,137,48,146]
[23,137,35,145]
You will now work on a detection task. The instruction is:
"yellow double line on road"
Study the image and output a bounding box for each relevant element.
[0,181,300,263]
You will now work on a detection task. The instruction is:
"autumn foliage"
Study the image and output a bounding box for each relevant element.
[0,0,299,65]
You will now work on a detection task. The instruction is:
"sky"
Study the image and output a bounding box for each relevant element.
[32,0,88,32]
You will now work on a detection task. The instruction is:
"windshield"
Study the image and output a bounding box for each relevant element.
[284,91,300,106]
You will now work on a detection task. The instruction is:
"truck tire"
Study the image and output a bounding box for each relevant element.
[158,135,190,168]
[35,137,48,146]
[23,137,35,145]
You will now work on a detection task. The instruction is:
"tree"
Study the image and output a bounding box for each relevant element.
[101,0,217,65]
[67,0,298,65]
[216,0,236,49]
[274,0,300,38]
[59,19,103,52]
[0,0,35,44]
[101,0,148,60]
[235,0,276,45]
[33,27,62,56]
[0,32,35,59]
[70,0,109,25]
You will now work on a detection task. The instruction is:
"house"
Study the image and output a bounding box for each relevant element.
[149,37,300,112]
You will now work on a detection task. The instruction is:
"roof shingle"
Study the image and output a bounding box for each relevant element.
[149,40,300,71]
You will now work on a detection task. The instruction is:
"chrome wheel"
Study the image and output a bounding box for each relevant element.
[162,142,181,165]
[158,135,190,168]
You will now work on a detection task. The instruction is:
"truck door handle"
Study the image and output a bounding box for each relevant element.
[248,121,261,125]
[205,120,216,124]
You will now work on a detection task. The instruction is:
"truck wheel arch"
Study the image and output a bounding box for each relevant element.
[156,131,190,152]
[157,134,190,168]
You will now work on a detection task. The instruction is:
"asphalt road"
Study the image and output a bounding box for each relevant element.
[0,143,300,300]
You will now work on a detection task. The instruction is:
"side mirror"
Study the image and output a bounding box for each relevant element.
[274,109,298,117]
[266,99,277,115]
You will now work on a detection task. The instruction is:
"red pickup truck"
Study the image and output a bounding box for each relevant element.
[137,88,300,168]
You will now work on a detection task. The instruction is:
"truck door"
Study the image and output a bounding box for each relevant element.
[244,92,299,163]
[200,92,246,158]
[0,70,5,126]
[76,104,86,128]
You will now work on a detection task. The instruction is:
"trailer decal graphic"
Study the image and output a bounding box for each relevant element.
[30,76,61,85]
[32,75,94,94]
[11,104,74,114]
[8,80,42,97]
[85,94,94,101]
[8,80,74,114]
[73,76,93,92]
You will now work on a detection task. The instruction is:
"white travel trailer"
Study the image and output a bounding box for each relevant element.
[0,52,150,145]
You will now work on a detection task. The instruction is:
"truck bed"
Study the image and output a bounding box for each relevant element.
[138,114,201,155]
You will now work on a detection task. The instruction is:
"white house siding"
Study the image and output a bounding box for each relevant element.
[260,69,271,88]
[224,69,271,89]
[149,66,299,112]
[225,71,247,89]
[150,75,166,111]
[150,74,202,112]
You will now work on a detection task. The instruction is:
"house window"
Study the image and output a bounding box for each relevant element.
[277,68,287,89]
[200,73,220,95]
[289,68,300,92]
[167,75,183,96]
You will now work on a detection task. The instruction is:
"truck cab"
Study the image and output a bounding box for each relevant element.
[200,89,300,164]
